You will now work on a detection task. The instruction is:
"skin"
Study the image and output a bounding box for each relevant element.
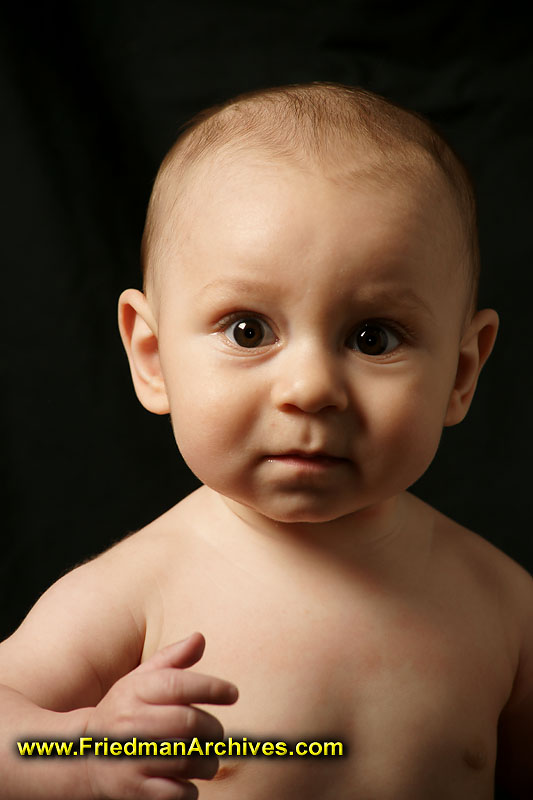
[129,152,495,534]
[0,150,532,800]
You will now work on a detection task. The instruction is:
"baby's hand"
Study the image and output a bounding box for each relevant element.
[85,632,238,800]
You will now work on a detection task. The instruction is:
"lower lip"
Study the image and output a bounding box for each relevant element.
[266,455,347,471]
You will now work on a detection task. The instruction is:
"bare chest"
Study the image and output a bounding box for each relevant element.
[147,567,508,799]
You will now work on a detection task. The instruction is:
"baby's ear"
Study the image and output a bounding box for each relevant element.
[118,289,170,415]
[444,308,499,427]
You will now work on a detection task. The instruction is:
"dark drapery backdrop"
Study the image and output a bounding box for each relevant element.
[2,1,532,644]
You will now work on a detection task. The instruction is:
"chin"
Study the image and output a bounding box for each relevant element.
[251,496,356,525]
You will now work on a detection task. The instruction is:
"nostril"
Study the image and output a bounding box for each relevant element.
[273,379,349,415]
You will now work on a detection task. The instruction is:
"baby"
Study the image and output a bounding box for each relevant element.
[1,82,532,800]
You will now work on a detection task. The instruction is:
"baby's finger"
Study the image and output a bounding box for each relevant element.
[140,776,198,800]
[138,668,239,707]
[138,634,206,674]
[142,752,219,781]
[115,704,225,743]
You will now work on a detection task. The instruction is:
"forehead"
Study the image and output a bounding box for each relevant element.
[157,150,464,315]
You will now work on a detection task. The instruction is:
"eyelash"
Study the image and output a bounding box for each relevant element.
[215,312,415,354]
[356,318,415,347]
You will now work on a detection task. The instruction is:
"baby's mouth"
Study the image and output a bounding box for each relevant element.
[265,451,349,468]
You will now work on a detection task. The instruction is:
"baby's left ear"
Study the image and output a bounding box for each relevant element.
[444,309,499,426]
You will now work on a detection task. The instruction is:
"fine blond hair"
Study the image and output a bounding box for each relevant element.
[141,82,480,317]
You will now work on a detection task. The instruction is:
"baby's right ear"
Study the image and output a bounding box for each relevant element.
[118,289,170,415]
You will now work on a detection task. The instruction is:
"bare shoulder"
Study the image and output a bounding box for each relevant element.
[425,497,532,675]
[427,497,531,601]
[0,491,200,712]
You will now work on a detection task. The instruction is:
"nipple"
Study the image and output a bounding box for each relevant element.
[462,743,487,771]
[213,764,239,781]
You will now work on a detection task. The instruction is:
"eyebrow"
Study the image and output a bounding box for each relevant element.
[362,286,435,319]
[198,277,435,319]
[199,277,274,297]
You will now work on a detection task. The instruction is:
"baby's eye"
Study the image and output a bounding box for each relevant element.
[346,322,401,356]
[224,317,276,348]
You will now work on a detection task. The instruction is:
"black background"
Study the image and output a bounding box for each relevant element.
[1,2,532,774]
[2,4,532,798]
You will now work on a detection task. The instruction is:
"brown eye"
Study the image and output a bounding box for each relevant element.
[347,323,400,356]
[225,317,275,348]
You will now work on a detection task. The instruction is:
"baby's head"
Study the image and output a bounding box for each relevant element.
[119,83,498,525]
[141,82,479,324]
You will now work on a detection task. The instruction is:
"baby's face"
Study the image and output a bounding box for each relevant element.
[154,152,468,523]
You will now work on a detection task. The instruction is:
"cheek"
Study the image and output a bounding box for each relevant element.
[165,358,260,482]
[361,370,452,476]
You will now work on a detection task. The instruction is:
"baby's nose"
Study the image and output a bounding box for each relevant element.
[271,340,349,414]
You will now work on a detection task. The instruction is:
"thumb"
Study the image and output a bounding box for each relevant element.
[138,632,206,673]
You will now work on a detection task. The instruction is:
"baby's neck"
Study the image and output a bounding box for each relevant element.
[202,488,430,584]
